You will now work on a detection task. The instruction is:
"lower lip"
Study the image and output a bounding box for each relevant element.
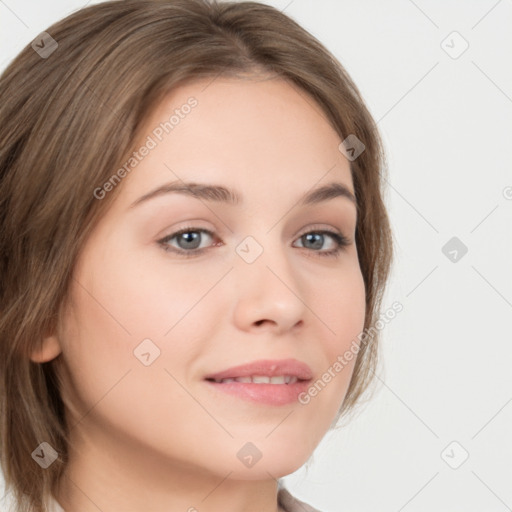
[204,379,311,406]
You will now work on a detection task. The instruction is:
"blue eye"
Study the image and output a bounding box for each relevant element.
[158,227,350,259]
[294,231,350,257]
[158,227,216,256]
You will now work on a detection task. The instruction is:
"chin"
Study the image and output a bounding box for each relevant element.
[221,443,314,481]
[227,458,309,481]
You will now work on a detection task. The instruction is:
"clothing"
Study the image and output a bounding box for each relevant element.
[47,482,321,512]
[278,481,322,512]
[47,496,64,512]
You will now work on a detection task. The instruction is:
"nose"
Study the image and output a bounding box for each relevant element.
[231,239,307,335]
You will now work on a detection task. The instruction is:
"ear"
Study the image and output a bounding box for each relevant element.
[30,335,62,363]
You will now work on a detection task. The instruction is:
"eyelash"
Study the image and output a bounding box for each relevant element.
[157,226,351,259]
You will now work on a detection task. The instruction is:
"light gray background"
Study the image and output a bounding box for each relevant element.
[1,1,511,511]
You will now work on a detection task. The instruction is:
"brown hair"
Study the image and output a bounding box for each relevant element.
[0,0,393,509]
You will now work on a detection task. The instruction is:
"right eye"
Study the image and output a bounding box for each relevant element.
[158,227,219,258]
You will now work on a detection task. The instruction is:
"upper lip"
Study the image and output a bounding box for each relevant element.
[204,358,313,381]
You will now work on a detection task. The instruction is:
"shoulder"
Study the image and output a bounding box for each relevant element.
[277,482,323,512]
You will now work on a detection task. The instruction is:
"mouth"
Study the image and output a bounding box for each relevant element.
[206,375,301,384]
[203,359,313,406]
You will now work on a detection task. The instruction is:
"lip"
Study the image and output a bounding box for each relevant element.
[203,358,313,406]
[203,358,313,381]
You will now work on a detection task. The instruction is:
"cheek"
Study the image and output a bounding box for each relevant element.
[69,243,211,344]
[319,261,366,352]
[57,245,219,416]
[57,276,208,447]
[301,263,366,419]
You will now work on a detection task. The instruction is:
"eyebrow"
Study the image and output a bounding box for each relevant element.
[129,180,357,209]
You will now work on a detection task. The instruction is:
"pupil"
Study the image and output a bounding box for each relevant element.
[179,232,200,249]
[305,233,323,250]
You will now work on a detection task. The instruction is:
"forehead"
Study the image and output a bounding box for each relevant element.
[118,76,353,207]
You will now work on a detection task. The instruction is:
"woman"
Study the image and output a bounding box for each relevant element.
[0,1,393,510]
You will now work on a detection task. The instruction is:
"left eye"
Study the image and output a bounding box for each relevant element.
[158,227,350,258]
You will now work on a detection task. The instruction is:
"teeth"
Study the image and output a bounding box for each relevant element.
[213,375,298,384]
[252,376,271,384]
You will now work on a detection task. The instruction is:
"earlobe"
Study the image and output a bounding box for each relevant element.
[30,335,62,363]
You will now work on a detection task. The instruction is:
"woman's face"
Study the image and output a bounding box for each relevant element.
[50,76,366,482]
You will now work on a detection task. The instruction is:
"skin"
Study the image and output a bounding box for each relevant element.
[34,75,366,512]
